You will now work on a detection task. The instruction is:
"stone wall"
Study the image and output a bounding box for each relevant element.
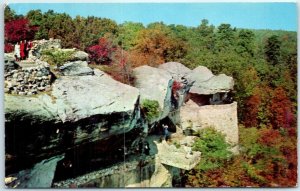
[4,62,52,95]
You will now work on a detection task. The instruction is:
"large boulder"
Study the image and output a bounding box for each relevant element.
[5,69,140,172]
[133,65,173,122]
[72,50,89,61]
[59,61,94,76]
[187,66,234,95]
[52,69,139,124]
[158,62,191,80]
[180,100,239,145]
[31,39,62,58]
[4,53,20,73]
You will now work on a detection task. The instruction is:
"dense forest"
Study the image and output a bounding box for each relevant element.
[4,6,297,187]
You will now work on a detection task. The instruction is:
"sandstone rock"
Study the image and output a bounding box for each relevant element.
[180,100,239,145]
[187,66,234,95]
[4,88,10,93]
[133,65,173,122]
[4,53,20,73]
[5,69,140,169]
[52,69,139,124]
[158,62,191,80]
[73,51,89,61]
[32,39,62,58]
[37,87,46,91]
[155,140,201,170]
[59,61,94,76]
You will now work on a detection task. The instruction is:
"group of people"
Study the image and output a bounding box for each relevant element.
[14,40,33,61]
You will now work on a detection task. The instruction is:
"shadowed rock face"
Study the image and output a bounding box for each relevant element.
[6,155,64,188]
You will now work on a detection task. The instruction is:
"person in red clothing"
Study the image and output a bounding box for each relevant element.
[20,40,25,60]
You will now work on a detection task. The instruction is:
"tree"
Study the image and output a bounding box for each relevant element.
[216,24,235,51]
[5,18,37,43]
[265,35,281,65]
[268,87,295,130]
[129,28,187,67]
[117,21,144,50]
[4,6,16,22]
[26,9,43,26]
[236,29,255,57]
[86,37,116,65]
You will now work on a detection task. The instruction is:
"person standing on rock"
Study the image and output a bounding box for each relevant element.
[144,141,150,155]
[20,40,25,60]
[24,40,29,59]
[14,42,20,61]
[162,124,169,141]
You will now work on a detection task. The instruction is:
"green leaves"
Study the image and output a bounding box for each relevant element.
[193,128,232,171]
[41,49,75,67]
[141,99,160,122]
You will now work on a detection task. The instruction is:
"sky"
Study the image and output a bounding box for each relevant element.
[9,3,298,31]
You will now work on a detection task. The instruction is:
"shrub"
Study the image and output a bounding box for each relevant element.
[41,49,75,67]
[192,127,232,171]
[141,99,160,122]
[5,43,14,53]
[86,37,116,65]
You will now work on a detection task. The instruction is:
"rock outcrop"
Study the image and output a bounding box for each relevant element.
[5,39,239,188]
[59,61,94,76]
[158,62,191,80]
[180,100,239,145]
[133,65,174,122]
[187,66,234,95]
[31,38,62,58]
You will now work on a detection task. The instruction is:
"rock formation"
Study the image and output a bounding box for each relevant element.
[133,65,174,122]
[5,39,239,188]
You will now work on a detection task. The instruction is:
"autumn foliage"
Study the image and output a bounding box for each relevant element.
[268,87,295,130]
[5,18,37,43]
[86,37,117,65]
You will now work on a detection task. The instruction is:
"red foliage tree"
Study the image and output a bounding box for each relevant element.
[5,18,37,43]
[268,87,295,130]
[86,37,116,65]
[4,43,14,53]
[243,93,261,127]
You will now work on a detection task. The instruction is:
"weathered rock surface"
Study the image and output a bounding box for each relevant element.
[156,140,201,170]
[158,62,191,80]
[133,65,174,122]
[4,53,20,72]
[6,155,64,188]
[180,100,239,145]
[5,69,141,175]
[187,66,234,95]
[52,69,139,123]
[59,61,94,76]
[31,39,62,58]
[72,50,89,61]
